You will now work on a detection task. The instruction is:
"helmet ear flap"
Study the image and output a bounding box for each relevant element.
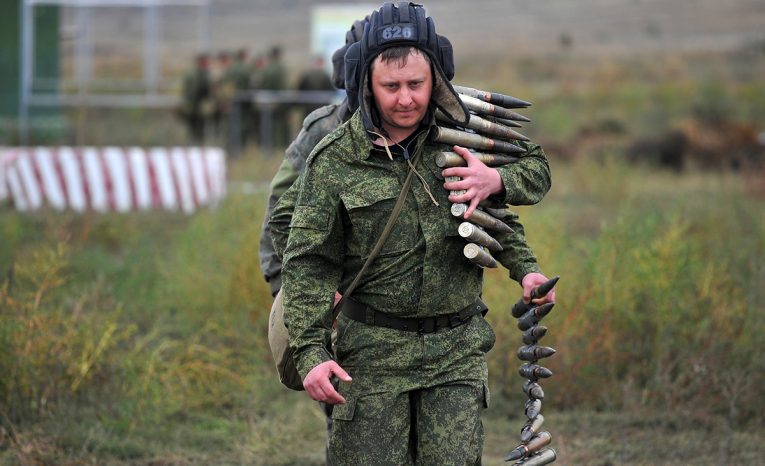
[331,44,349,89]
[344,41,363,112]
[435,34,456,80]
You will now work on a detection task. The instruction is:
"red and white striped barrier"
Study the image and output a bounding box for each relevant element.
[0,146,226,213]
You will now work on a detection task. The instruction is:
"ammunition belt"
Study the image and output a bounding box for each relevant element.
[341,298,487,334]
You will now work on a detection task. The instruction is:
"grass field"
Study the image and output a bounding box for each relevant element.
[3,42,765,465]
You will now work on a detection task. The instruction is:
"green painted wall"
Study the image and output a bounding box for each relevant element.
[0,1,61,143]
[0,1,21,117]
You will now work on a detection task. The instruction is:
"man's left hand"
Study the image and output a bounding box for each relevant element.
[521,272,557,305]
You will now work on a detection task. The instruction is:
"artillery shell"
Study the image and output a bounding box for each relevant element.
[525,398,542,419]
[519,363,553,381]
[483,206,513,219]
[463,243,498,268]
[433,126,525,155]
[451,203,514,234]
[522,380,545,400]
[437,109,530,142]
[511,299,531,318]
[532,276,560,300]
[504,431,552,462]
[520,414,545,443]
[517,303,555,331]
[522,325,548,345]
[454,85,532,109]
[487,114,523,128]
[459,94,532,122]
[458,222,503,252]
[436,151,520,168]
[514,448,556,465]
[517,344,556,362]
[464,113,530,141]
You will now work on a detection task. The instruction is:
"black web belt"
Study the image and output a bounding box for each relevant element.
[341,298,488,334]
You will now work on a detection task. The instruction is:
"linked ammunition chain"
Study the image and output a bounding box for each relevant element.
[439,86,558,464]
[438,85,531,269]
[505,276,560,465]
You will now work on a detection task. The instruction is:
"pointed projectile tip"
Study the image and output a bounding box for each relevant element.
[504,445,526,462]
[533,276,560,299]
[534,302,555,319]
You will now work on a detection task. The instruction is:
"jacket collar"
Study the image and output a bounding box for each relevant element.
[345,109,436,163]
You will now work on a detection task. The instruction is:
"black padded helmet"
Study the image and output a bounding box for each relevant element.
[331,17,370,90]
[344,2,469,132]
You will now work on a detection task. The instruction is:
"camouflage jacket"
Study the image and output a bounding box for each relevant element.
[278,111,543,378]
[258,102,351,296]
[263,107,551,296]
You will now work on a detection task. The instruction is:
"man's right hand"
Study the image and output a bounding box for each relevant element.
[303,360,352,404]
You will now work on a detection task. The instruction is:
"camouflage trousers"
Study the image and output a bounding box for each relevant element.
[328,311,496,466]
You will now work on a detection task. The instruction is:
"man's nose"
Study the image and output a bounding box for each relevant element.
[398,88,413,106]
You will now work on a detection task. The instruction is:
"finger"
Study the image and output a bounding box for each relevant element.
[331,365,353,383]
[448,192,469,204]
[305,382,325,402]
[442,167,471,179]
[531,290,556,305]
[522,288,533,304]
[452,145,472,159]
[321,381,346,405]
[464,198,480,218]
[442,175,465,190]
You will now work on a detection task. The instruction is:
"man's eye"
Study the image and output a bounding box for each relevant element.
[385,84,398,90]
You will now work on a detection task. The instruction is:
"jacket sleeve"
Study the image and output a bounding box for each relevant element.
[281,153,346,379]
[493,140,551,206]
[493,210,542,284]
[268,174,301,264]
[259,157,300,296]
[258,104,341,296]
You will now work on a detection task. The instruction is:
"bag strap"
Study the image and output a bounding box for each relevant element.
[333,151,421,318]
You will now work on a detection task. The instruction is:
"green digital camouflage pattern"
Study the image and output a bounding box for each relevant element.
[268,124,550,280]
[262,107,550,296]
[494,139,550,206]
[279,110,544,464]
[258,102,349,295]
[280,110,541,378]
[328,313,493,465]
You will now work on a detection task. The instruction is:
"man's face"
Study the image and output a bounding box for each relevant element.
[370,50,433,140]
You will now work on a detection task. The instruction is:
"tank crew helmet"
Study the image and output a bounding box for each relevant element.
[331,17,370,90]
[344,2,470,134]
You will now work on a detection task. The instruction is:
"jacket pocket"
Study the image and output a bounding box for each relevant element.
[339,177,418,257]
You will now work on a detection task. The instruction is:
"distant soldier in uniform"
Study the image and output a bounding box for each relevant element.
[179,53,212,143]
[271,3,555,464]
[221,48,256,149]
[258,45,289,148]
[296,55,335,121]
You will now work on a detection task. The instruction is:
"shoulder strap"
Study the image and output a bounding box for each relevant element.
[333,152,421,318]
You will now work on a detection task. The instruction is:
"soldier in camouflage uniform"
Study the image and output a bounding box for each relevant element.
[259,20,369,463]
[179,53,212,143]
[272,3,555,465]
[259,19,368,297]
[257,45,290,148]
